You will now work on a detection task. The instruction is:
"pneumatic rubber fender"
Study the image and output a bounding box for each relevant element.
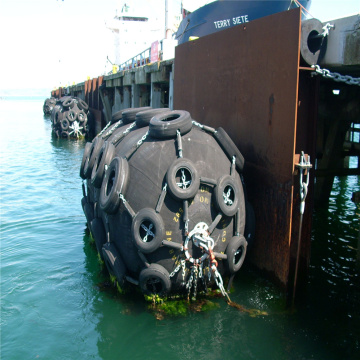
[111,107,132,124]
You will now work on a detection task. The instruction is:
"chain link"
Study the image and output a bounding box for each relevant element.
[137,130,149,147]
[169,261,182,278]
[98,121,112,136]
[311,65,360,86]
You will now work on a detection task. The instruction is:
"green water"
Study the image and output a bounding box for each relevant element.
[1,97,359,359]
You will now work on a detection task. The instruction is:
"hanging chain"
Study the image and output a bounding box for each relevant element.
[311,65,360,86]
[98,120,113,136]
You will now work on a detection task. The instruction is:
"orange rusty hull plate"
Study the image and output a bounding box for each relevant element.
[174,9,302,286]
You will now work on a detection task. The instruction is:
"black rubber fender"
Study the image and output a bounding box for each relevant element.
[166,158,200,201]
[213,127,245,172]
[131,208,165,254]
[139,263,171,296]
[80,142,92,179]
[90,218,107,259]
[149,110,193,139]
[214,174,241,217]
[135,108,170,128]
[84,137,104,179]
[102,242,126,288]
[91,141,116,188]
[83,201,95,227]
[225,235,247,274]
[99,157,129,214]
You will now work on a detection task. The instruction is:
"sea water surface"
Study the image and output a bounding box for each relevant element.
[1,97,359,360]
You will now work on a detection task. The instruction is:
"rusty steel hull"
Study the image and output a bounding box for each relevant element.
[174,8,316,290]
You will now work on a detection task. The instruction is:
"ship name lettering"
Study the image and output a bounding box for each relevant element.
[214,19,231,29]
[232,15,249,25]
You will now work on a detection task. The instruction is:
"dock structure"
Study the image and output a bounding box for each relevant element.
[53,8,360,300]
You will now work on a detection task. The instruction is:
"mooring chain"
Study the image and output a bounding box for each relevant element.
[98,121,112,136]
[311,65,360,86]
[176,130,183,158]
[191,120,216,134]
[223,187,233,205]
[141,223,154,242]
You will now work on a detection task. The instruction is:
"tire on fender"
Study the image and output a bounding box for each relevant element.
[214,175,241,217]
[213,127,245,173]
[149,110,193,139]
[225,235,247,274]
[102,242,126,288]
[90,218,107,258]
[99,157,129,214]
[131,208,164,254]
[166,158,200,201]
[91,141,116,188]
[80,142,92,179]
[135,108,170,128]
[139,263,171,296]
[61,118,70,131]
[62,98,75,109]
[66,110,77,122]
[122,107,151,124]
[84,137,104,179]
[77,99,89,112]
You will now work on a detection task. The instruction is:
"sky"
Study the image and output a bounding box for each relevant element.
[0,0,358,95]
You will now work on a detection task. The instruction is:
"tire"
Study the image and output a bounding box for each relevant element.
[214,175,241,217]
[139,264,171,296]
[166,158,200,201]
[62,98,75,109]
[131,208,164,254]
[61,130,69,138]
[111,108,131,124]
[122,107,151,124]
[213,127,245,172]
[66,110,77,122]
[149,110,193,139]
[135,108,170,128]
[61,118,70,131]
[91,141,116,188]
[84,137,104,179]
[77,110,87,123]
[80,142,92,179]
[102,242,126,288]
[77,99,89,112]
[244,201,255,248]
[90,218,107,258]
[225,235,247,274]
[99,157,129,214]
